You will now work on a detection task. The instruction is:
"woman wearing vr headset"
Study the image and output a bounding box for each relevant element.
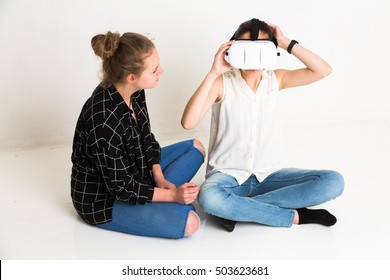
[71,31,205,238]
[181,19,344,232]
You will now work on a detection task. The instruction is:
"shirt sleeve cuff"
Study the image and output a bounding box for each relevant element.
[137,186,155,204]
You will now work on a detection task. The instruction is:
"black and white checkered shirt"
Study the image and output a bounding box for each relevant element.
[71,85,160,225]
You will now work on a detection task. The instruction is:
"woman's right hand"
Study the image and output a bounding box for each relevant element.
[173,182,199,204]
[210,41,234,76]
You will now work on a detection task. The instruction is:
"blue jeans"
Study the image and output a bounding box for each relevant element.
[198,168,344,227]
[97,139,204,238]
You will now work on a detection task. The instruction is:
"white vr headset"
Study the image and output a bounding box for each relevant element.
[227,40,279,70]
[226,18,280,70]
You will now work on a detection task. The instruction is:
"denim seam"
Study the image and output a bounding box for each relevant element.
[265,174,321,184]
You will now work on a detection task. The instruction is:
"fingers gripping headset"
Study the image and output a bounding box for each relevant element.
[226,18,280,70]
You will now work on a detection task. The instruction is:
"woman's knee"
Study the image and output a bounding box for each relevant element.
[198,186,230,216]
[198,188,210,211]
[184,210,200,236]
[193,139,206,158]
[199,173,236,212]
[322,170,345,198]
[198,186,216,210]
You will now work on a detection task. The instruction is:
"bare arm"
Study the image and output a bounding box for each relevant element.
[269,23,332,90]
[181,41,233,130]
[152,164,175,189]
[151,164,199,203]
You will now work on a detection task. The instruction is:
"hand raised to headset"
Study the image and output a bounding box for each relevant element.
[210,41,234,76]
[267,23,290,50]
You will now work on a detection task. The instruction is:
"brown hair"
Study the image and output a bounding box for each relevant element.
[91,32,155,87]
[234,19,275,42]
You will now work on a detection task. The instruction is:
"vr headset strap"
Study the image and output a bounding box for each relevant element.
[230,18,261,41]
[250,18,260,41]
[229,18,278,50]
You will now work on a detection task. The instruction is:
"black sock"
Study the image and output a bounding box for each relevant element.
[219,217,237,232]
[297,208,337,226]
[212,215,236,232]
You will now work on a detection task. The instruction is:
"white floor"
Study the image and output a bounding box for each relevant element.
[1,121,390,260]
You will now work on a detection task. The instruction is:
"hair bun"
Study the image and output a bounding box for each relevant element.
[91,31,121,60]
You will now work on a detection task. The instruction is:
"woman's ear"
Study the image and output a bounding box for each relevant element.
[125,73,136,84]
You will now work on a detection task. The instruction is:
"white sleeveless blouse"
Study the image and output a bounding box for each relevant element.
[206,69,285,184]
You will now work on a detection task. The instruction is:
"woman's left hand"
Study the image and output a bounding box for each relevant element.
[268,23,290,50]
[155,178,176,190]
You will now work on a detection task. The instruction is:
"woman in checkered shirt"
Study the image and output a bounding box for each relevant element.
[71,31,205,239]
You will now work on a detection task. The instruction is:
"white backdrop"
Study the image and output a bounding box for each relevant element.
[0,0,389,150]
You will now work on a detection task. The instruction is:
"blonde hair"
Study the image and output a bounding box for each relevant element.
[91,31,155,87]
